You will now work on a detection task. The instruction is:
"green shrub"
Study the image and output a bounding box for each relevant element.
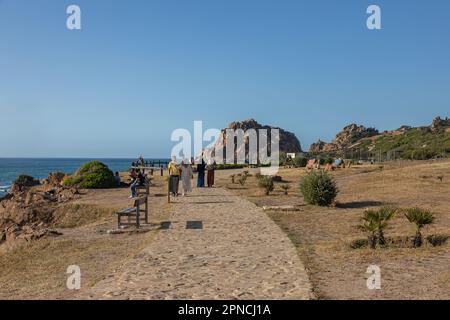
[293,156,307,168]
[258,176,274,195]
[299,170,338,206]
[427,234,449,247]
[63,161,116,189]
[324,156,334,165]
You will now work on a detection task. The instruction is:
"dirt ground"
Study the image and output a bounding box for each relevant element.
[1,160,449,300]
[214,160,450,300]
[0,174,171,300]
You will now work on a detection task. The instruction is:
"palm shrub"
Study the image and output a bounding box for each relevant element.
[359,214,378,249]
[280,184,291,195]
[359,206,397,248]
[258,176,274,195]
[404,207,435,247]
[299,170,338,206]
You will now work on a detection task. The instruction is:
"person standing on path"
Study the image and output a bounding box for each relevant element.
[168,156,180,196]
[206,159,215,188]
[180,159,194,196]
[196,157,206,188]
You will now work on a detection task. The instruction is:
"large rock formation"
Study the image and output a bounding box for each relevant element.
[210,119,302,163]
[309,124,379,153]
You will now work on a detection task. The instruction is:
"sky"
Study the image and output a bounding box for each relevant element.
[0,0,449,158]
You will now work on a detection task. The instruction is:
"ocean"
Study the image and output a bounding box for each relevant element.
[0,158,168,197]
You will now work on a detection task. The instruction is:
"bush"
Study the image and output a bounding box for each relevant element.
[324,156,334,165]
[258,176,274,195]
[63,161,116,189]
[293,156,308,168]
[299,170,338,206]
[427,234,449,247]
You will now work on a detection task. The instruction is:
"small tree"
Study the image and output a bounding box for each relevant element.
[404,207,435,247]
[299,170,338,206]
[280,184,291,195]
[258,176,274,195]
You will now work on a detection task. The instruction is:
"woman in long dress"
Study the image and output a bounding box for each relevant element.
[180,159,193,196]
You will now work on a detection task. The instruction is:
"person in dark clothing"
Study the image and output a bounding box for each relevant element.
[206,160,215,188]
[197,158,206,188]
[114,172,121,187]
[130,170,145,198]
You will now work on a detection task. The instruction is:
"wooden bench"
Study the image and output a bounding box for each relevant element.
[136,182,150,197]
[116,196,148,228]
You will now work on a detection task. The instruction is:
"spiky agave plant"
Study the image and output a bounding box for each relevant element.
[404,207,435,247]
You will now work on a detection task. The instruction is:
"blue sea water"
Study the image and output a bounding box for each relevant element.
[0,158,167,197]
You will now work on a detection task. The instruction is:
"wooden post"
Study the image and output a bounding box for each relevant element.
[144,195,148,224]
[160,165,163,176]
[168,178,171,203]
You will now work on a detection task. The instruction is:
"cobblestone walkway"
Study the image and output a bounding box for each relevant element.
[81,188,312,299]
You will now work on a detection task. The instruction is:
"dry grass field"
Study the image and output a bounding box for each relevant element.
[0,175,171,300]
[215,160,450,300]
[0,161,449,300]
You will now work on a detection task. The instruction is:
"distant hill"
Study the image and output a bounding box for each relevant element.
[309,116,450,160]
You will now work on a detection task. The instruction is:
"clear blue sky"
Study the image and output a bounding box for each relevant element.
[1,0,449,158]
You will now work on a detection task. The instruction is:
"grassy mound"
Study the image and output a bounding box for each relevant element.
[63,161,116,189]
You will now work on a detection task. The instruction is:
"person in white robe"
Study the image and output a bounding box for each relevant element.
[180,159,193,196]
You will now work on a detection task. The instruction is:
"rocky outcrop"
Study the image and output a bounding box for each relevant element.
[0,173,78,250]
[431,116,450,132]
[309,139,327,153]
[210,119,302,163]
[309,124,379,152]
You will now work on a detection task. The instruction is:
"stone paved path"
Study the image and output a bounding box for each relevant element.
[81,188,312,299]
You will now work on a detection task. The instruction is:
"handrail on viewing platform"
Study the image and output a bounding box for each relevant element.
[130,159,170,176]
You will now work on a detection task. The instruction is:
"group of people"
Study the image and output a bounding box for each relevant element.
[168,156,215,197]
[123,155,216,198]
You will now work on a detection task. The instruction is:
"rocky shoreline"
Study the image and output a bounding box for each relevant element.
[0,173,80,252]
